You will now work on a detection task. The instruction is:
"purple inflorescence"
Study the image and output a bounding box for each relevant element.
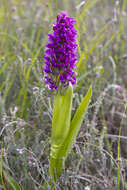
[43,12,77,91]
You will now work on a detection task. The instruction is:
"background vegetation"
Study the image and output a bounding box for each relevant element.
[0,0,127,189]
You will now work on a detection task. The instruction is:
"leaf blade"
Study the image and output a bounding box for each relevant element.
[49,84,73,181]
[58,86,92,158]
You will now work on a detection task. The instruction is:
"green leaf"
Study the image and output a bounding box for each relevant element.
[0,147,8,190]
[49,84,73,180]
[49,86,92,182]
[0,148,2,184]
[4,171,22,190]
[50,84,73,157]
[0,146,22,190]
[58,86,92,158]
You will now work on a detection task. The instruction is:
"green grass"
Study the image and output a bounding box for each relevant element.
[0,0,127,189]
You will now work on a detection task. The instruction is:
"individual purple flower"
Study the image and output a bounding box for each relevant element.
[43,12,77,91]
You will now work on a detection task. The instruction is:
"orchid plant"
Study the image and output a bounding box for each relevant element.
[43,12,92,183]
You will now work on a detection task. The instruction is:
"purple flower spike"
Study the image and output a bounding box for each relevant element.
[43,12,77,92]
